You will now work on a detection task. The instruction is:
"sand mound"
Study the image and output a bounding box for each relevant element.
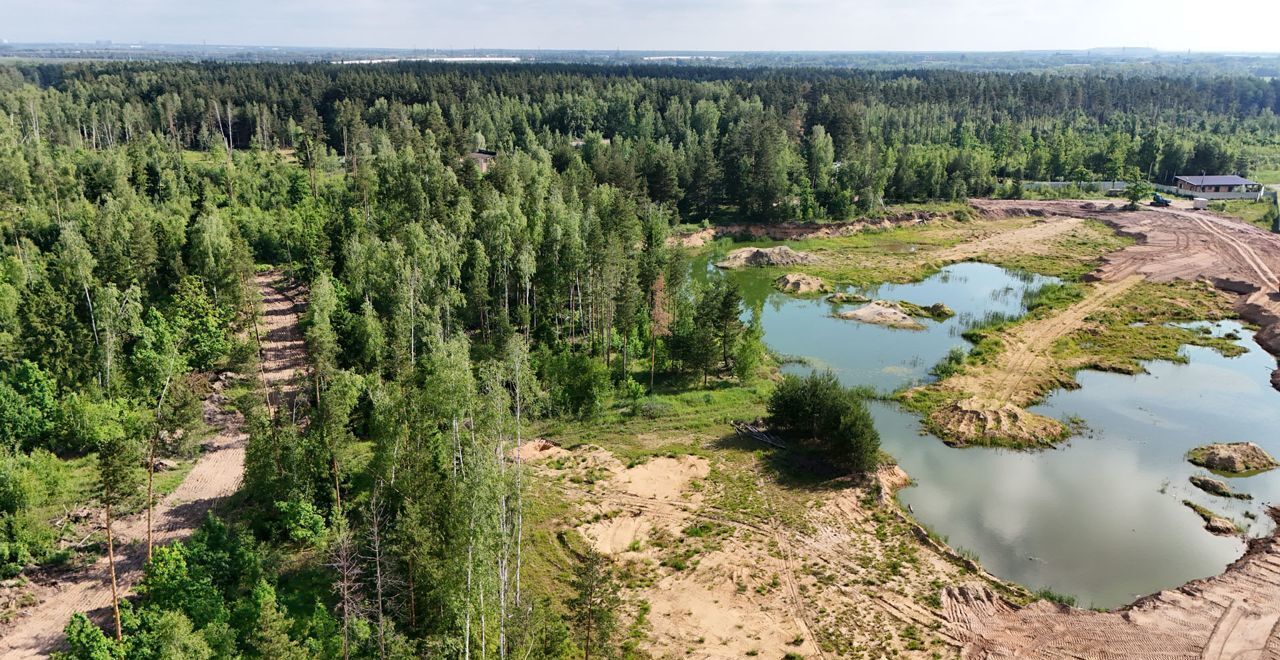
[836,301,925,330]
[1188,442,1278,475]
[773,272,828,294]
[716,246,816,269]
[927,398,1065,447]
[512,438,568,462]
[615,455,710,500]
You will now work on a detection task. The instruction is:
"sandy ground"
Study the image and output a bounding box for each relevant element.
[918,200,1280,445]
[671,210,947,249]
[837,301,926,330]
[0,272,306,658]
[945,508,1280,659]
[934,216,1087,263]
[532,443,1014,659]
[716,246,817,269]
[775,272,829,294]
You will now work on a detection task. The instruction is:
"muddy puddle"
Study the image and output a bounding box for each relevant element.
[699,252,1280,608]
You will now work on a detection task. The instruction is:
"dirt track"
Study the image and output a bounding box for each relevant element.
[0,272,306,658]
[920,200,1280,445]
[972,200,1280,380]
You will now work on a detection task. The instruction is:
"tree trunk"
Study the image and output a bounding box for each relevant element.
[650,338,657,393]
[146,438,155,561]
[106,500,122,641]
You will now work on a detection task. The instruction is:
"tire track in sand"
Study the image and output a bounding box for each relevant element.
[0,272,306,658]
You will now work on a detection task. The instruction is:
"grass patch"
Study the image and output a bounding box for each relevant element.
[536,379,768,461]
[1023,282,1086,314]
[1208,199,1278,231]
[1051,281,1244,375]
[1034,588,1078,608]
[977,220,1135,280]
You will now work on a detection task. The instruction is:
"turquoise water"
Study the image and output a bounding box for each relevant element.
[705,253,1280,608]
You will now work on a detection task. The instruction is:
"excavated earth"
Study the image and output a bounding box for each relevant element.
[944,508,1280,659]
[774,272,829,294]
[716,245,818,269]
[972,199,1280,391]
[672,210,948,248]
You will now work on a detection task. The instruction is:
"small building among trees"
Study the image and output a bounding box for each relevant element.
[466,149,497,173]
[1173,175,1263,199]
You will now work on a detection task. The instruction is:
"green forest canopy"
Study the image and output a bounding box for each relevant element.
[0,60,1275,657]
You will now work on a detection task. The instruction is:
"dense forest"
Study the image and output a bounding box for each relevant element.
[0,61,1277,657]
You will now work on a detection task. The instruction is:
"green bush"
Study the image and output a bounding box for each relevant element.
[274,499,327,547]
[767,370,881,472]
[541,350,612,419]
[930,347,967,379]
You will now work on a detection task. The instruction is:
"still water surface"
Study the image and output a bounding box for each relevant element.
[704,253,1280,608]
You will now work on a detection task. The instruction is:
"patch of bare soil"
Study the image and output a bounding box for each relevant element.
[944,508,1280,659]
[836,301,926,330]
[544,445,1018,659]
[775,272,829,294]
[512,439,569,463]
[670,211,948,248]
[0,272,307,658]
[716,246,817,269]
[934,216,1087,263]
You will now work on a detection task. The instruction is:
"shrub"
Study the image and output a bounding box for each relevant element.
[930,347,967,379]
[275,499,326,547]
[767,370,881,472]
[541,350,611,419]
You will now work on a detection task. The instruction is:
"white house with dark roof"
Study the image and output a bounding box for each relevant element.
[1173,175,1263,200]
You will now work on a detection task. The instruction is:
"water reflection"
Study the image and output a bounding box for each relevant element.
[704,255,1280,608]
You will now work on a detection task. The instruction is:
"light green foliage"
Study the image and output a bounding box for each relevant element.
[541,350,612,419]
[274,499,327,547]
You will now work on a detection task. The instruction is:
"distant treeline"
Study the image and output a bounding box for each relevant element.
[2,62,1278,222]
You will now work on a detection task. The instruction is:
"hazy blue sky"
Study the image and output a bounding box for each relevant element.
[2,0,1278,53]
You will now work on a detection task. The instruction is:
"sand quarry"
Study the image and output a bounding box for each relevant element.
[538,200,1280,659]
[914,200,1280,447]
[527,441,1011,659]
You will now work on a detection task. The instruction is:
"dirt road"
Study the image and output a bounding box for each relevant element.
[919,200,1280,445]
[0,272,306,658]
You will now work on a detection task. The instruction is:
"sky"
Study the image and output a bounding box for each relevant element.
[2,0,1278,53]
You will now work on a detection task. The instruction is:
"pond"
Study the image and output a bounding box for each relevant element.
[700,251,1280,608]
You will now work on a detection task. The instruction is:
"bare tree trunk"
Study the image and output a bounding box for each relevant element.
[146,439,155,561]
[83,283,99,347]
[370,490,388,660]
[106,499,122,641]
[650,338,657,393]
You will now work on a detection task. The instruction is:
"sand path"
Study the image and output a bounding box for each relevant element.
[922,200,1280,445]
[0,272,306,658]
